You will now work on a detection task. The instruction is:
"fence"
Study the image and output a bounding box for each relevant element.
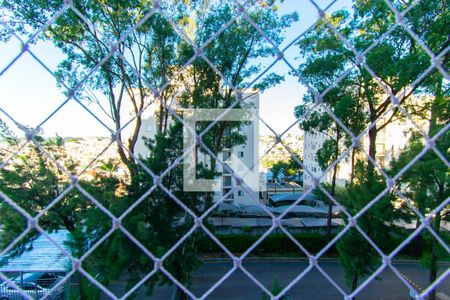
[0,0,448,299]
[0,272,66,300]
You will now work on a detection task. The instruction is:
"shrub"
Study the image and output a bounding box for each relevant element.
[197,233,337,256]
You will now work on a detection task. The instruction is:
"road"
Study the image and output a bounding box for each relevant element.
[2,260,447,299]
[106,259,450,299]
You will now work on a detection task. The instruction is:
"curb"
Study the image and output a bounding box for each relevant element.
[202,257,450,265]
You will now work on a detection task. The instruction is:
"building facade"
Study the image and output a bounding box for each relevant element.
[302,111,426,190]
[134,92,263,206]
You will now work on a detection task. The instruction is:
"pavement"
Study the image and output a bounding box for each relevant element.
[1,259,448,299]
[106,259,450,299]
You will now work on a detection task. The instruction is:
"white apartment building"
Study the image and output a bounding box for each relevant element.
[303,114,424,190]
[303,130,329,190]
[133,92,263,206]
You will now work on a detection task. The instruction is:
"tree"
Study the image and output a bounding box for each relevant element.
[386,2,449,296]
[1,0,188,181]
[141,122,209,299]
[336,163,402,295]
[118,3,298,297]
[261,277,292,300]
[67,160,123,299]
[72,122,211,300]
[270,157,302,183]
[389,118,449,299]
[295,74,365,239]
[294,0,447,180]
[294,0,448,293]
[0,120,126,298]
[176,1,298,174]
[0,131,79,246]
[1,0,297,298]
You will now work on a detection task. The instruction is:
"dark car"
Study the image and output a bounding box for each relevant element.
[0,272,64,300]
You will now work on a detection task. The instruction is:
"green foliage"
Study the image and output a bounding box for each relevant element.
[68,122,210,296]
[335,171,400,290]
[197,233,337,255]
[389,118,449,297]
[0,138,74,249]
[1,0,191,178]
[0,118,18,146]
[67,274,101,300]
[312,182,346,204]
[261,277,291,300]
[336,228,380,290]
[419,233,450,268]
[0,1,298,298]
[140,122,211,288]
[0,128,125,298]
[176,1,298,169]
[316,139,338,171]
[294,0,448,169]
[294,0,448,292]
[390,130,449,215]
[270,157,302,182]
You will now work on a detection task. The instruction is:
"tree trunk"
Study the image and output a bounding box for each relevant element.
[164,106,169,135]
[428,211,442,300]
[326,200,334,240]
[350,148,356,185]
[429,78,443,136]
[115,124,139,186]
[426,78,444,300]
[351,273,358,297]
[367,124,377,183]
[124,159,139,186]
[210,155,217,180]
[428,243,437,300]
[175,287,189,300]
[158,100,164,133]
[327,127,340,240]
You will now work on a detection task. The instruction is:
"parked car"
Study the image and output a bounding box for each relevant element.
[0,272,64,300]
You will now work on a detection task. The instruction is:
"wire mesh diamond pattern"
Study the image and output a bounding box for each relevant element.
[0,0,448,299]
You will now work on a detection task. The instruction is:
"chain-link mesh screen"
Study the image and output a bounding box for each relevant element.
[0,0,448,299]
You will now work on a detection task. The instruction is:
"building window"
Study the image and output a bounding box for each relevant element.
[223,150,232,161]
[223,176,232,187]
[223,165,233,175]
[238,190,244,196]
[223,188,234,199]
[237,151,244,158]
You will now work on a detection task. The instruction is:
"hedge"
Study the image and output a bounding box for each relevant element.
[196,231,450,258]
[197,233,337,256]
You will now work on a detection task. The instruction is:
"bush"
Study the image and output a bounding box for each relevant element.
[197,233,337,256]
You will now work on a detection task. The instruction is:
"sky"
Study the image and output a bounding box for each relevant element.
[0,0,353,139]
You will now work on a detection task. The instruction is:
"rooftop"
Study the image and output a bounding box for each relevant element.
[269,192,316,202]
[0,230,72,272]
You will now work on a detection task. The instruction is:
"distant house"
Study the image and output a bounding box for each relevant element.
[0,231,71,299]
[265,170,303,186]
[0,230,71,273]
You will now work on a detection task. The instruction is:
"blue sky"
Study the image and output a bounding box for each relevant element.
[0,0,352,138]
